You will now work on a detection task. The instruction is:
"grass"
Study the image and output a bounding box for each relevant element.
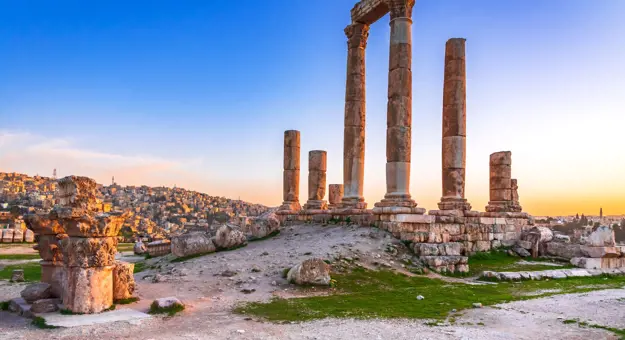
[115,297,140,305]
[60,308,82,315]
[31,316,58,329]
[117,243,135,252]
[234,267,625,322]
[0,262,41,282]
[133,261,147,273]
[1,300,9,311]
[562,319,625,339]
[149,301,185,316]
[0,254,40,260]
[449,250,574,277]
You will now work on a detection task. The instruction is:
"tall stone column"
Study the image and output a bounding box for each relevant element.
[438,38,472,211]
[280,130,301,211]
[486,152,522,212]
[304,150,328,210]
[328,184,344,209]
[341,23,369,209]
[375,0,418,209]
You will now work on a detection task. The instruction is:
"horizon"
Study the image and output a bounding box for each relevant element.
[1,0,624,216]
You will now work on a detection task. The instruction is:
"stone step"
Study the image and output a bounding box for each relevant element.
[481,267,625,281]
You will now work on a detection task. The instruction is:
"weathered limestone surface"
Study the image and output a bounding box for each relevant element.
[246,211,280,240]
[304,150,328,210]
[328,184,344,209]
[171,232,216,258]
[41,260,65,298]
[214,224,247,250]
[350,0,388,24]
[2,229,14,243]
[112,261,135,300]
[60,237,117,268]
[439,38,471,212]
[57,175,99,211]
[280,130,302,212]
[21,283,52,303]
[63,265,114,314]
[342,23,369,209]
[375,0,417,210]
[486,151,522,212]
[287,258,331,286]
[586,226,616,247]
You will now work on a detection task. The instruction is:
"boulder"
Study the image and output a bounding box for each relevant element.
[171,232,216,258]
[581,246,621,258]
[133,240,147,255]
[113,261,136,300]
[10,269,25,282]
[512,247,531,257]
[287,258,331,286]
[523,226,553,243]
[553,234,571,243]
[31,298,61,314]
[152,297,184,310]
[214,224,247,250]
[21,283,52,303]
[246,211,280,240]
[9,298,33,318]
[587,226,616,247]
[545,242,584,259]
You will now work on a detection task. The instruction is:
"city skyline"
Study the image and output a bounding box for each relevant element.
[1,0,624,216]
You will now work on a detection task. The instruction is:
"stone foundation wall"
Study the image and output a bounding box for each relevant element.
[277,209,374,227]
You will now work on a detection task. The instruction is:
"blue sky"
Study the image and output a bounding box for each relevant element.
[1,0,624,215]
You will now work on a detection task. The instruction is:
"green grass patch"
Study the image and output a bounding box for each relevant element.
[31,316,58,329]
[171,251,216,263]
[449,250,573,277]
[60,308,83,315]
[133,261,146,274]
[562,319,625,339]
[235,267,625,322]
[115,297,139,305]
[0,262,41,282]
[1,300,9,311]
[282,268,290,279]
[0,254,40,260]
[149,302,185,316]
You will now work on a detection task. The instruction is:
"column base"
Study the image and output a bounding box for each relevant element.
[339,197,367,210]
[374,193,417,209]
[485,201,522,213]
[277,201,301,213]
[303,200,328,210]
[437,197,472,211]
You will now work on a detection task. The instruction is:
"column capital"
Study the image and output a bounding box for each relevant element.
[345,23,370,49]
[388,0,415,20]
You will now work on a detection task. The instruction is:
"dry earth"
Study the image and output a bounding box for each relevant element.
[1,224,624,339]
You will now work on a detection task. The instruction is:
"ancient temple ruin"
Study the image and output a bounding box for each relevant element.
[276,0,534,273]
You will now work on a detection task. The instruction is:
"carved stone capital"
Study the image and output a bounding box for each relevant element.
[60,237,118,268]
[345,23,370,49]
[388,0,415,20]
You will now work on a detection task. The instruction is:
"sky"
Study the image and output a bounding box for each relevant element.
[1,0,624,216]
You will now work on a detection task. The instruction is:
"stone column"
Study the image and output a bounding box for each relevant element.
[328,184,344,209]
[24,213,66,298]
[486,152,522,212]
[438,38,472,211]
[55,176,129,314]
[341,23,369,209]
[304,150,328,210]
[375,0,417,209]
[280,130,301,211]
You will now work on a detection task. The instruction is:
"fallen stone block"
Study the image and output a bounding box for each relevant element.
[214,224,247,250]
[9,297,33,318]
[287,258,331,286]
[31,298,61,314]
[21,283,52,303]
[171,232,216,258]
[580,246,621,258]
[11,269,25,282]
[586,226,616,247]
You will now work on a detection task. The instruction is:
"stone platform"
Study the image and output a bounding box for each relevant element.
[276,208,374,226]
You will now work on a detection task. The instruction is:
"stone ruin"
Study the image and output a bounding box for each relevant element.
[276,0,535,273]
[13,175,136,316]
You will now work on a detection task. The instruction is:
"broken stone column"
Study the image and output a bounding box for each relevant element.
[438,38,472,211]
[280,130,301,211]
[328,184,344,209]
[112,261,135,301]
[304,150,328,210]
[375,0,418,209]
[342,23,369,209]
[55,176,128,314]
[24,213,66,298]
[486,152,522,212]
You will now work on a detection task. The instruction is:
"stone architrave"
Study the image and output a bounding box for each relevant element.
[485,152,522,212]
[341,23,369,209]
[328,184,344,209]
[304,150,328,210]
[279,130,302,211]
[375,0,418,210]
[438,38,472,211]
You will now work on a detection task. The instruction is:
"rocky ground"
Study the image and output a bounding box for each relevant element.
[1,224,624,339]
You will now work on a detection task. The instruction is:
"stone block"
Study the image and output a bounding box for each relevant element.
[474,241,491,252]
[480,217,495,225]
[21,283,52,303]
[394,214,435,223]
[59,237,117,268]
[490,151,511,165]
[2,229,14,243]
[586,226,616,247]
[57,176,98,209]
[61,211,128,237]
[113,261,135,300]
[24,213,65,235]
[31,298,61,314]
[63,266,114,314]
[41,261,65,298]
[24,229,35,242]
[12,229,24,242]
[9,297,33,318]
[581,246,621,258]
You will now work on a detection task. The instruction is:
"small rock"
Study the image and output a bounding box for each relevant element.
[240,288,256,294]
[21,283,52,303]
[31,298,61,313]
[271,281,277,286]
[472,303,483,308]
[220,270,238,277]
[236,330,246,334]
[10,269,25,282]
[152,297,184,310]
[261,251,269,256]
[416,295,424,300]
[512,247,531,258]
[251,266,261,273]
[451,309,457,312]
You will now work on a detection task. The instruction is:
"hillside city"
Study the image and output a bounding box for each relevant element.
[0,171,270,241]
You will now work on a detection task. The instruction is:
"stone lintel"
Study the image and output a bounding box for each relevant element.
[350,0,388,25]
